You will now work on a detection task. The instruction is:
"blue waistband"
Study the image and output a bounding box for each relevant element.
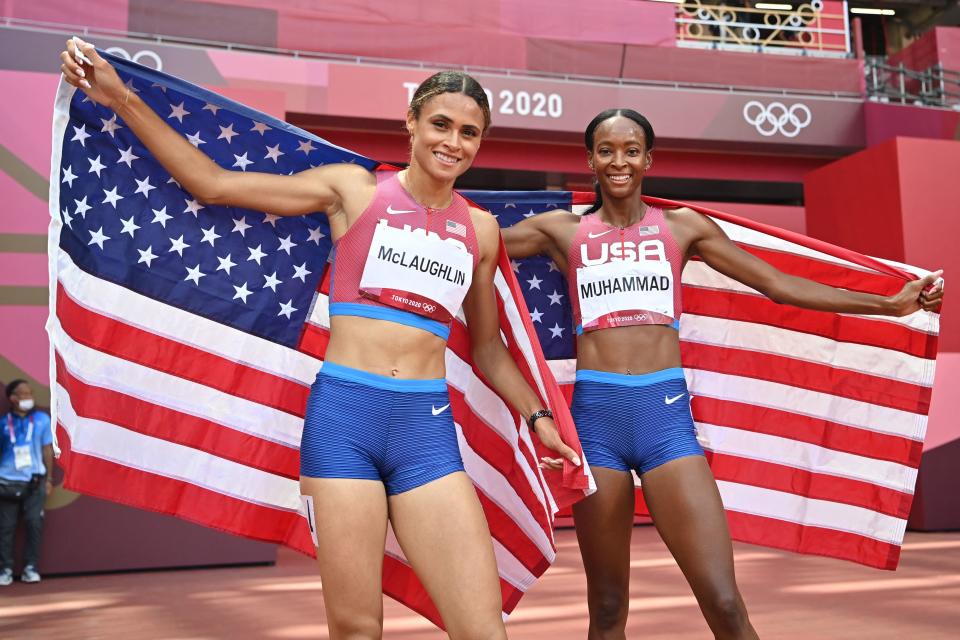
[576,317,680,336]
[575,367,686,387]
[319,361,448,393]
[329,302,450,340]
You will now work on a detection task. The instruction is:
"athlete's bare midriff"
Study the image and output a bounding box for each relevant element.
[325,316,448,379]
[576,324,682,375]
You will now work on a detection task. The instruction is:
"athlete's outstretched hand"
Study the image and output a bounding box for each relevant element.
[59,37,126,109]
[889,270,944,316]
[532,417,582,471]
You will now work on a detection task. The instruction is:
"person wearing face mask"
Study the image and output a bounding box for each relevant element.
[0,380,54,586]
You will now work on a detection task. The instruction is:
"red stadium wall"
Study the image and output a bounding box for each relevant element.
[805,137,960,530]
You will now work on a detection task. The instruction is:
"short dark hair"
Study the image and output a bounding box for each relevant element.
[5,379,28,399]
[408,71,492,133]
[583,109,656,214]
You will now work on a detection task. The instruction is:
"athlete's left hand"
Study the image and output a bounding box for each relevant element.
[889,270,944,315]
[532,417,582,471]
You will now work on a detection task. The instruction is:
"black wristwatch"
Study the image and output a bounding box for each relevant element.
[527,409,553,429]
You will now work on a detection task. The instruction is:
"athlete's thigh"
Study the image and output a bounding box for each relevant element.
[388,471,505,636]
[301,477,389,622]
[639,455,737,596]
[572,467,637,593]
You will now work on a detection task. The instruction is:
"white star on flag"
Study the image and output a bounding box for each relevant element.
[292,263,311,282]
[233,282,253,303]
[137,246,157,267]
[233,152,253,171]
[247,244,266,264]
[184,264,205,285]
[183,198,204,216]
[102,186,124,208]
[216,254,237,275]
[278,299,297,319]
[88,227,110,250]
[296,140,316,154]
[218,124,238,143]
[232,216,252,236]
[262,271,281,292]
[251,122,271,135]
[202,102,220,115]
[548,323,565,339]
[526,274,543,290]
[120,216,141,238]
[100,113,123,137]
[62,166,77,187]
[117,146,140,168]
[264,144,284,163]
[74,196,91,217]
[530,308,544,323]
[134,176,156,198]
[307,227,325,244]
[278,235,297,255]
[200,226,221,247]
[70,124,91,146]
[168,102,190,123]
[547,290,564,305]
[151,206,172,227]
[169,235,190,256]
[186,131,206,147]
[88,155,106,177]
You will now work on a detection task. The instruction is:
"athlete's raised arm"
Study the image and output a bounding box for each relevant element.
[59,37,373,217]
[500,209,577,261]
[686,208,944,316]
[462,209,580,470]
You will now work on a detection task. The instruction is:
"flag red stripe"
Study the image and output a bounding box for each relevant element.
[725,248,905,296]
[706,452,913,519]
[680,342,932,414]
[57,283,310,417]
[682,287,938,360]
[56,425,314,554]
[691,396,923,468]
[56,353,301,478]
[725,510,901,570]
[299,322,330,360]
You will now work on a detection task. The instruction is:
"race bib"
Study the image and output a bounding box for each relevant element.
[360,223,473,322]
[13,444,32,470]
[576,259,675,331]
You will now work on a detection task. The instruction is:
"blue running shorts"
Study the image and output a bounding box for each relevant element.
[300,362,465,495]
[570,367,704,476]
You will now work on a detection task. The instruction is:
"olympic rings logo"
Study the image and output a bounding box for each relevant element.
[742,101,812,138]
[105,47,164,71]
[422,303,437,314]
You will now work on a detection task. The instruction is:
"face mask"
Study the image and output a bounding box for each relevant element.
[18,399,34,412]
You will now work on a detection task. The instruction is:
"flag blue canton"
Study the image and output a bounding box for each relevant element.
[462,191,576,359]
[57,52,377,348]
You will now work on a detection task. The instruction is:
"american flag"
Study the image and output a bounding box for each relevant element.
[48,52,591,627]
[469,190,941,571]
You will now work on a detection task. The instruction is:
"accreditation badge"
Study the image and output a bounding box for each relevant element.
[576,259,675,332]
[359,223,474,322]
[13,444,32,470]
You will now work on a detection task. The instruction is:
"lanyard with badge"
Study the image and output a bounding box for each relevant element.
[7,414,34,471]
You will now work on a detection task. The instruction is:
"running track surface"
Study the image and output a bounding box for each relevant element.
[1,528,958,638]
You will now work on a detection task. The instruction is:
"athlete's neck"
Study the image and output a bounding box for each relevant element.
[399,165,454,210]
[11,408,28,418]
[599,192,646,228]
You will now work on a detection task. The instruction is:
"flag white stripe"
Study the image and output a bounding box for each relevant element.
[455,426,556,559]
[681,314,934,386]
[697,423,917,492]
[717,480,906,544]
[54,321,304,448]
[58,249,322,385]
[57,385,301,511]
[685,369,927,441]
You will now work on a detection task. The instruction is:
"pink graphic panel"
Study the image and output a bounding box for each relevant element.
[0,306,51,384]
